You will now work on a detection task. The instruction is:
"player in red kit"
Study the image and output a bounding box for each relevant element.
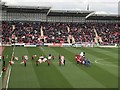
[58,54,61,60]
[24,59,26,67]
[75,54,79,60]
[2,55,5,60]
[36,60,39,66]
[75,53,80,64]
[52,55,54,60]
[2,66,6,72]
[47,60,51,66]
[9,60,14,65]
[12,55,15,60]
[32,55,35,60]
[22,55,24,60]
[59,59,61,66]
[9,61,12,65]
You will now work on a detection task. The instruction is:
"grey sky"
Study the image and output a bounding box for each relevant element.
[1,0,119,14]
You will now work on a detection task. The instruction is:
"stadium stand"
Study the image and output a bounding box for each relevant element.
[2,22,120,45]
[1,3,120,45]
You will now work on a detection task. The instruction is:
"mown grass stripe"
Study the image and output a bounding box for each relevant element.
[45,47,106,88]
[2,47,13,81]
[4,46,118,88]
[6,46,15,89]
[28,47,73,88]
[64,47,118,77]
[9,47,40,88]
[74,47,117,65]
[52,47,118,88]
[87,47,118,60]
[97,47,118,54]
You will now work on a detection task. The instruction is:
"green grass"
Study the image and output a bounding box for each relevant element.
[0,59,2,90]
[2,47,13,80]
[2,46,119,88]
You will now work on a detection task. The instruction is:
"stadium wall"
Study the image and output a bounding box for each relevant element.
[2,11,47,21]
[1,10,119,23]
[46,16,85,22]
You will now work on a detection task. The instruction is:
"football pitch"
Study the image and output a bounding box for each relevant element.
[1,46,119,89]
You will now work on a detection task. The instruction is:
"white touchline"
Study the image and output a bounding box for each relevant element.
[5,66,11,90]
[6,46,15,90]
[0,71,3,77]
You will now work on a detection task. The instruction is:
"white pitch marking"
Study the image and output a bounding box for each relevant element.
[40,47,44,51]
[6,46,15,90]
[94,58,118,67]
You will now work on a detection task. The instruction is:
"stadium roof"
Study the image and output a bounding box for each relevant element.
[86,14,120,20]
[2,5,51,13]
[1,4,119,20]
[47,10,94,17]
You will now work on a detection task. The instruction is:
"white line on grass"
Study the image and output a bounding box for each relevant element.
[0,60,3,77]
[5,66,11,90]
[6,46,15,90]
[0,71,3,77]
[40,47,44,51]
[94,58,118,67]
[6,55,9,59]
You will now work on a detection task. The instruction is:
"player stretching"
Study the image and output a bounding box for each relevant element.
[32,55,37,60]
[58,54,61,60]
[32,55,34,60]
[24,59,27,67]
[61,56,65,66]
[22,55,24,60]
[47,60,51,66]
[52,55,54,60]
[36,60,39,66]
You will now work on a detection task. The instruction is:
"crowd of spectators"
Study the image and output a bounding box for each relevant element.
[2,21,120,45]
[41,22,68,43]
[2,21,42,44]
[94,23,119,45]
[68,23,96,43]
